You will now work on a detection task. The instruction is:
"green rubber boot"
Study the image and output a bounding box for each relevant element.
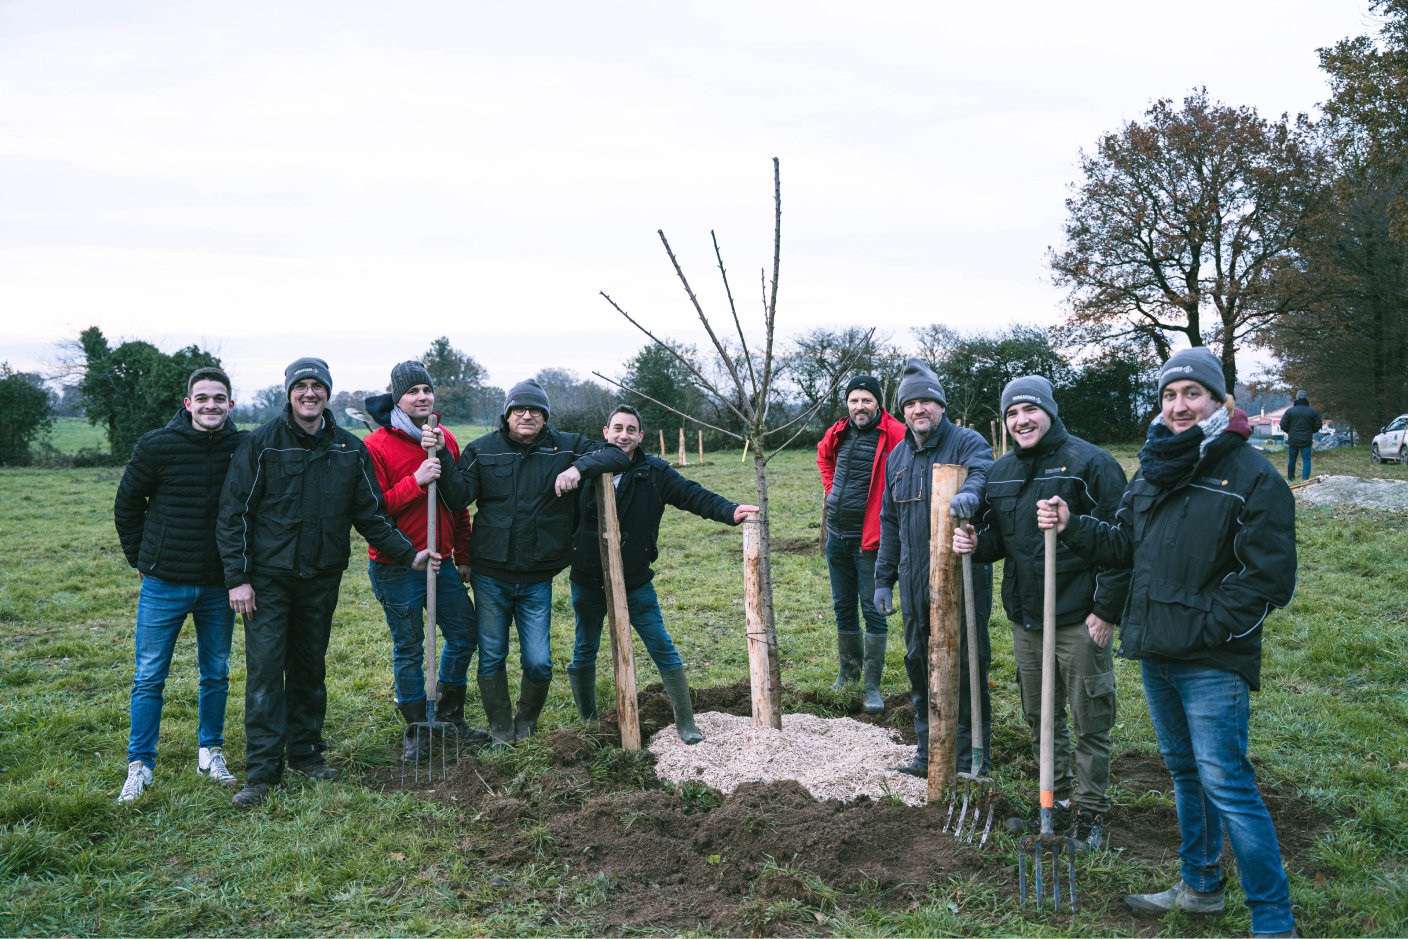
[862,632,887,714]
[513,675,552,741]
[566,665,598,722]
[831,630,863,692]
[476,672,515,748]
[659,666,703,744]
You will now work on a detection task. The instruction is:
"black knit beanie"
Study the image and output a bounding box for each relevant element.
[503,378,551,419]
[390,360,434,402]
[844,375,883,404]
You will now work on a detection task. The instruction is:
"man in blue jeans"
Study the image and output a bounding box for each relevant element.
[113,367,245,802]
[1280,390,1321,482]
[566,406,756,742]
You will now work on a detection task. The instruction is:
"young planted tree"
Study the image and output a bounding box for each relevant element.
[594,159,870,726]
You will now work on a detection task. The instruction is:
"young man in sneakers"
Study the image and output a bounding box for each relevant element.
[565,406,757,742]
[113,367,245,802]
[218,357,439,807]
[952,375,1130,852]
[1038,347,1298,938]
[363,361,488,760]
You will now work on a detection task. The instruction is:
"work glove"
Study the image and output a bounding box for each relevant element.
[874,587,895,616]
[949,492,980,519]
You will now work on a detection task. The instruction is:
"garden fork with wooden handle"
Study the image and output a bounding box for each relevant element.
[950,549,996,845]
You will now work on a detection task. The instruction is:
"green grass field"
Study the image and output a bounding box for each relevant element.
[0,445,1405,935]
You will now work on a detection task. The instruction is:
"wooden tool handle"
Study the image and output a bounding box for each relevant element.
[424,414,439,706]
[1039,526,1057,804]
[961,551,982,767]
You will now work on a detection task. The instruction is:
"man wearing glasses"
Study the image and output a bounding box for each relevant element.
[874,358,995,779]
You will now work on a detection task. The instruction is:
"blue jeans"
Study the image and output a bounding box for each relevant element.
[127,576,234,769]
[1286,446,1311,480]
[824,533,887,634]
[1141,660,1293,935]
[471,573,553,684]
[368,561,478,703]
[569,581,683,671]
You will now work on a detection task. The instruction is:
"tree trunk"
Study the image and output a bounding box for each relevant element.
[1220,329,1238,398]
[751,440,783,727]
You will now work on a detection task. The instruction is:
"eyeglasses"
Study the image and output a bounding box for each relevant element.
[891,466,926,504]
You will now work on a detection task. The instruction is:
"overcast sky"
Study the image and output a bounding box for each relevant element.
[0,0,1374,400]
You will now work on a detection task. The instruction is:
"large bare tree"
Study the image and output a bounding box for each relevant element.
[1049,88,1326,391]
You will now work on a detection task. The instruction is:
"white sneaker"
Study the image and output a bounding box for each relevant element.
[118,760,152,803]
[198,747,238,786]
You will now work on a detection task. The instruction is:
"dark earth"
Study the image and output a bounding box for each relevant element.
[375,680,1335,936]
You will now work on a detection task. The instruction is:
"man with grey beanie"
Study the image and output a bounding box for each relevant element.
[874,358,994,779]
[953,374,1130,852]
[423,377,630,746]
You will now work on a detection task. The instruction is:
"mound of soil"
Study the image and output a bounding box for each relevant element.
[1296,474,1408,511]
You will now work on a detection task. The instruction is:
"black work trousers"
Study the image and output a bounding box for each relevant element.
[243,572,342,783]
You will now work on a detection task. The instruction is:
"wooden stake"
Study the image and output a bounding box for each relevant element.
[698,429,704,464]
[990,419,997,453]
[1001,420,1008,456]
[424,415,439,708]
[1040,526,1057,811]
[741,438,749,463]
[927,463,967,802]
[596,474,640,750]
[659,429,666,457]
[679,427,688,466]
[742,512,777,729]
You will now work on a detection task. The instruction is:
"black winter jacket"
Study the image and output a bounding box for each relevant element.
[217,407,417,587]
[1280,403,1322,448]
[570,447,739,592]
[826,423,880,538]
[114,409,245,585]
[1059,429,1296,689]
[434,421,632,583]
[971,419,1130,630]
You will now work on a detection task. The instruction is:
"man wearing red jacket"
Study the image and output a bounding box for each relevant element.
[364,361,487,760]
[816,375,908,712]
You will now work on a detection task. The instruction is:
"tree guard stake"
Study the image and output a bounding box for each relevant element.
[596,473,641,749]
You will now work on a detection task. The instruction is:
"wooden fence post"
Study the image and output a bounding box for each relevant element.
[679,428,688,466]
[596,474,640,749]
[1001,421,1008,456]
[742,512,778,729]
[990,419,997,453]
[659,429,666,457]
[698,429,704,464]
[927,463,967,802]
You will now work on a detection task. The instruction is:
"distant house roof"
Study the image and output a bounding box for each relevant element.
[1248,406,1289,427]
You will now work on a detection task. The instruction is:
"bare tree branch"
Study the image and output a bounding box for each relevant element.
[758,157,782,423]
[764,416,823,463]
[657,230,753,415]
[592,372,746,440]
[712,230,758,398]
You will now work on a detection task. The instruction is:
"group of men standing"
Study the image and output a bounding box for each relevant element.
[114,357,752,809]
[818,349,1298,936]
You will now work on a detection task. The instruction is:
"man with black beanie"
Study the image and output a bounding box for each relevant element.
[953,374,1130,852]
[816,375,907,711]
[1280,390,1321,481]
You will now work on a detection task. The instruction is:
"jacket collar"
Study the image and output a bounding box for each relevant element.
[903,414,950,453]
[1015,416,1069,462]
[282,404,334,443]
[168,407,238,440]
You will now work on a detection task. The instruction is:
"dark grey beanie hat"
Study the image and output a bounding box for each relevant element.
[896,358,946,409]
[1156,347,1226,401]
[503,378,550,419]
[285,357,333,396]
[390,360,434,402]
[1001,375,1058,420]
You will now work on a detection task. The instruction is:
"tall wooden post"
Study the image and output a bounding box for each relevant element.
[697,429,704,464]
[596,474,640,749]
[990,420,998,453]
[424,415,440,711]
[679,428,688,466]
[927,463,967,802]
[742,512,779,729]
[659,429,666,457]
[1001,421,1009,456]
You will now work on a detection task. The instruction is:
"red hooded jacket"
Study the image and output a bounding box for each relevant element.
[365,419,472,567]
[816,409,907,552]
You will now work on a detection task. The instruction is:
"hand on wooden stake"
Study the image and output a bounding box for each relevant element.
[411,549,441,572]
[952,523,977,555]
[733,504,760,523]
[1036,496,1069,533]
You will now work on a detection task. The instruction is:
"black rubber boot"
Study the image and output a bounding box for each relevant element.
[477,672,516,748]
[830,631,863,692]
[566,665,598,722]
[397,699,429,762]
[862,632,887,714]
[513,675,552,741]
[659,666,703,744]
[434,684,490,744]
[891,652,929,777]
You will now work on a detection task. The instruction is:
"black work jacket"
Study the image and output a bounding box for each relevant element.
[217,407,416,587]
[434,421,631,583]
[1280,404,1322,448]
[1059,431,1296,689]
[971,420,1131,630]
[570,447,739,592]
[114,409,245,585]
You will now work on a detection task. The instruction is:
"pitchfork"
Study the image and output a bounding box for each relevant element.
[1018,527,1078,912]
[944,549,996,846]
[403,414,458,785]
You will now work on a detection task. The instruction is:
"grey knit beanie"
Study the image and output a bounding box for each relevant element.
[503,378,551,419]
[1156,347,1226,401]
[390,360,434,402]
[1001,375,1058,420]
[284,357,333,396]
[896,358,946,409]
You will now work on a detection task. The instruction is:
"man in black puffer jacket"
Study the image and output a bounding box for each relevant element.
[564,405,757,743]
[425,378,631,746]
[953,376,1129,851]
[1039,347,1297,937]
[1280,390,1321,482]
[113,367,245,803]
[218,358,436,807]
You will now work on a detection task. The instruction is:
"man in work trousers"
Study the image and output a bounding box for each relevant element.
[1038,346,1297,937]
[816,375,908,713]
[566,405,758,743]
[424,378,631,746]
[1280,390,1321,482]
[113,367,246,803]
[874,358,994,777]
[952,376,1130,851]
[363,361,488,762]
[218,357,437,807]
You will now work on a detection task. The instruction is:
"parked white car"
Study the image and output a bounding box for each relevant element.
[1371,414,1408,463]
